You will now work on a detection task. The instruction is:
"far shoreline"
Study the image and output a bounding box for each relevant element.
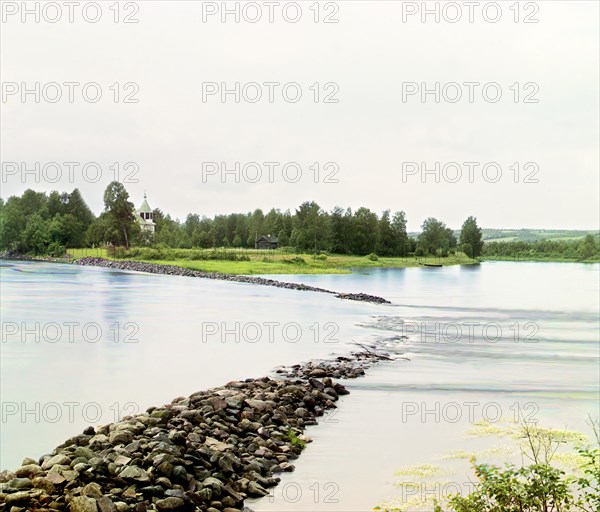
[2,252,599,277]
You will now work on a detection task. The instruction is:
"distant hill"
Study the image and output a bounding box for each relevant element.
[480,229,599,243]
[408,229,599,242]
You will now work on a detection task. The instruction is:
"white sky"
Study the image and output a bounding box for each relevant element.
[1,0,598,231]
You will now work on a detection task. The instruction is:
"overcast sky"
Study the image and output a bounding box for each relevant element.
[1,0,598,231]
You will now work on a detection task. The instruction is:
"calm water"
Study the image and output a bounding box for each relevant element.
[1,261,598,510]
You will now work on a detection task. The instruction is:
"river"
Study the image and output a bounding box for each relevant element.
[1,260,598,510]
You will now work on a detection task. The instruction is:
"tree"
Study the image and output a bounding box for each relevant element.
[292,201,329,253]
[460,216,484,258]
[103,182,137,248]
[0,196,24,252]
[248,209,265,241]
[277,228,289,246]
[20,189,49,219]
[264,208,284,237]
[578,234,598,260]
[391,211,409,256]
[47,191,68,218]
[49,214,83,248]
[20,214,50,254]
[328,206,349,254]
[351,207,378,255]
[185,214,201,238]
[66,189,94,231]
[418,217,453,256]
[376,210,395,256]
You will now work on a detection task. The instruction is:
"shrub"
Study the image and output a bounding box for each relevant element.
[286,429,306,450]
[47,242,66,258]
[283,256,307,265]
[368,252,379,261]
[436,421,600,512]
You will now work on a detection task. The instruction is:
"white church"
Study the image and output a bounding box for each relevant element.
[136,193,156,234]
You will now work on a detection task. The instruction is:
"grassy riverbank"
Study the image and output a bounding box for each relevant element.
[67,248,477,274]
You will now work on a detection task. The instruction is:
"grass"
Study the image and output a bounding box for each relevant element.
[66,247,477,275]
[68,248,111,259]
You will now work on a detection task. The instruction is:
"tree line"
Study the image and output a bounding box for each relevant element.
[483,236,599,261]
[1,182,486,259]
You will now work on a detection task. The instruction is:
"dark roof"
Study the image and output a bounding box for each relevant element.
[257,235,278,243]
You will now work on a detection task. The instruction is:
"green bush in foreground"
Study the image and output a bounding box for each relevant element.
[434,422,599,512]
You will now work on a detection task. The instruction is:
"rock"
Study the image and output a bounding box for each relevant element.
[82,482,103,499]
[114,455,132,466]
[164,489,185,499]
[62,469,79,482]
[239,418,261,432]
[74,462,89,473]
[207,396,227,410]
[46,472,66,485]
[155,497,185,510]
[41,453,71,470]
[218,453,240,473]
[204,437,233,452]
[97,496,117,512]
[109,431,134,446]
[309,378,326,391]
[0,470,16,483]
[32,476,56,493]
[119,465,150,482]
[202,476,224,496]
[334,383,350,395]
[121,485,138,499]
[247,481,269,497]
[69,496,99,512]
[3,477,33,491]
[294,407,309,418]
[196,487,212,501]
[245,399,269,412]
[73,446,95,460]
[324,387,339,400]
[171,465,187,482]
[280,462,295,472]
[150,409,173,421]
[157,461,173,477]
[5,491,31,505]
[140,484,163,497]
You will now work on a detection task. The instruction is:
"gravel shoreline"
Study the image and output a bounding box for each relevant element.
[74,257,392,305]
[0,352,385,512]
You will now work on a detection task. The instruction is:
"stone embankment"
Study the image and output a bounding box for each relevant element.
[75,258,391,304]
[0,352,385,512]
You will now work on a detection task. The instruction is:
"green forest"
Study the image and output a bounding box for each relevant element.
[0,184,598,263]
